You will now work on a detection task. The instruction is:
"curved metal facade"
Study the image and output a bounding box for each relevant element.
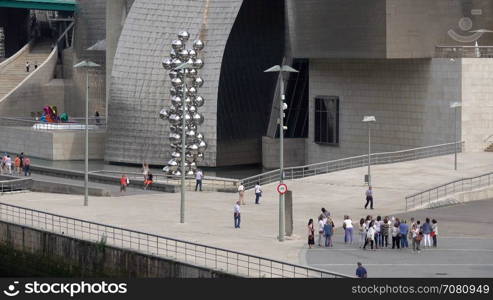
[106,0,243,166]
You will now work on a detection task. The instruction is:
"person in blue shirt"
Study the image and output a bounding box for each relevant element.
[421,218,433,248]
[356,262,367,278]
[399,220,409,248]
[323,218,334,247]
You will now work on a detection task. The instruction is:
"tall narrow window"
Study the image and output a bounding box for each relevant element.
[314,96,339,145]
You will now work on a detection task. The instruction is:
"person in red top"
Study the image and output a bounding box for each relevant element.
[23,157,31,176]
[120,174,129,192]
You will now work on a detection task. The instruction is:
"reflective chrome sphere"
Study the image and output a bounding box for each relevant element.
[198,140,207,152]
[170,49,177,59]
[188,105,197,114]
[195,132,204,140]
[168,114,181,125]
[178,49,189,61]
[173,169,182,176]
[187,87,197,96]
[169,132,181,143]
[194,96,204,107]
[168,70,180,80]
[159,108,169,120]
[162,58,172,70]
[184,96,192,106]
[187,123,197,131]
[171,39,184,51]
[178,31,190,42]
[184,113,192,123]
[192,58,204,69]
[192,113,204,125]
[171,77,183,88]
[193,39,204,51]
[185,152,195,163]
[188,49,197,59]
[171,151,181,160]
[171,58,182,68]
[162,166,170,173]
[195,153,204,162]
[189,162,197,171]
[186,68,198,78]
[192,77,204,88]
[170,125,180,133]
[186,170,195,176]
[167,159,179,171]
[185,129,197,140]
[171,96,182,107]
[188,144,200,155]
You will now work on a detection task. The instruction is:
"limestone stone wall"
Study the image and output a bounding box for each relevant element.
[306,58,461,164]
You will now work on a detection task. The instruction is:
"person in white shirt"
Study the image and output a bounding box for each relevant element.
[254,182,262,204]
[5,155,12,175]
[233,201,241,228]
[317,216,324,247]
[358,218,367,248]
[365,186,374,209]
[195,169,204,191]
[363,220,376,250]
[343,215,354,244]
[238,182,245,205]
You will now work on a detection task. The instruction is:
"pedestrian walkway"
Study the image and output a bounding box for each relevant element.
[0,152,492,271]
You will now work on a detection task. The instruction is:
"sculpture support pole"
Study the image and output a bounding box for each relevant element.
[180,82,186,223]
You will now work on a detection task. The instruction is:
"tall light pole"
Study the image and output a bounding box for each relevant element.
[264,64,298,242]
[362,116,376,186]
[450,102,461,171]
[74,60,100,206]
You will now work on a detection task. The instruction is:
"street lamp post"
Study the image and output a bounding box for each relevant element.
[450,102,461,171]
[73,60,100,206]
[264,64,298,242]
[362,116,376,186]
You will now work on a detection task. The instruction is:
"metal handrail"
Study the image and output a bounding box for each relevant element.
[241,142,464,189]
[405,170,493,211]
[0,116,107,129]
[0,201,349,278]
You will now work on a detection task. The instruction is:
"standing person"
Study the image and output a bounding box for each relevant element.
[381,217,390,248]
[195,169,203,191]
[412,221,422,252]
[19,152,24,173]
[421,218,432,248]
[391,223,400,249]
[363,221,376,250]
[317,216,325,247]
[399,220,409,248]
[120,174,129,192]
[1,153,6,174]
[374,216,382,249]
[356,262,367,278]
[14,155,21,176]
[23,156,31,176]
[320,208,330,220]
[34,61,38,70]
[358,218,367,248]
[95,111,101,125]
[234,200,241,228]
[142,162,149,182]
[144,173,153,190]
[237,182,245,205]
[343,215,354,244]
[5,155,12,175]
[323,217,334,247]
[431,219,438,248]
[365,186,374,209]
[254,182,262,204]
[25,61,30,72]
[307,219,315,249]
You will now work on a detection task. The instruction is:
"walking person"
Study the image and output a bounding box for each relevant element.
[234,200,241,228]
[195,169,203,191]
[363,221,376,250]
[358,218,367,248]
[323,217,334,247]
[364,186,374,209]
[254,182,262,204]
[431,219,438,248]
[391,223,400,249]
[307,219,315,249]
[14,155,21,176]
[23,156,31,176]
[25,61,30,72]
[399,220,409,248]
[34,61,38,70]
[317,216,325,247]
[421,218,433,248]
[238,182,245,205]
[356,262,367,278]
[381,217,390,248]
[343,215,354,244]
[120,174,129,192]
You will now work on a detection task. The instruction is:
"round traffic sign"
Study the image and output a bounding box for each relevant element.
[277,183,288,194]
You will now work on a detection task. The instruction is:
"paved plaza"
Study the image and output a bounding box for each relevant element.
[1,152,493,277]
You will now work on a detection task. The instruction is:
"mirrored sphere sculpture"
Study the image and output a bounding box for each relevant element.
[161,31,206,176]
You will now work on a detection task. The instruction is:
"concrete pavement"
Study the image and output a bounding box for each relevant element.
[0,152,493,277]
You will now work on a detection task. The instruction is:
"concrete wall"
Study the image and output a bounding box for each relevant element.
[0,127,105,160]
[461,58,493,152]
[0,221,237,277]
[106,0,243,167]
[216,138,261,167]
[306,58,461,164]
[0,47,63,116]
[262,136,305,169]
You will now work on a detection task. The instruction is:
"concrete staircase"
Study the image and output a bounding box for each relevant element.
[0,42,52,99]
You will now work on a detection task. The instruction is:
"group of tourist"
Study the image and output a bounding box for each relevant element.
[0,152,31,177]
[308,208,438,252]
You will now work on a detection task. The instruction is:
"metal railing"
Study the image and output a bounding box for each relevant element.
[92,170,239,191]
[0,178,33,193]
[435,45,493,58]
[0,116,106,129]
[405,171,493,211]
[241,142,464,189]
[0,202,348,278]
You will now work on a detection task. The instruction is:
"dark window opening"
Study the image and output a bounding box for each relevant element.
[314,96,339,145]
